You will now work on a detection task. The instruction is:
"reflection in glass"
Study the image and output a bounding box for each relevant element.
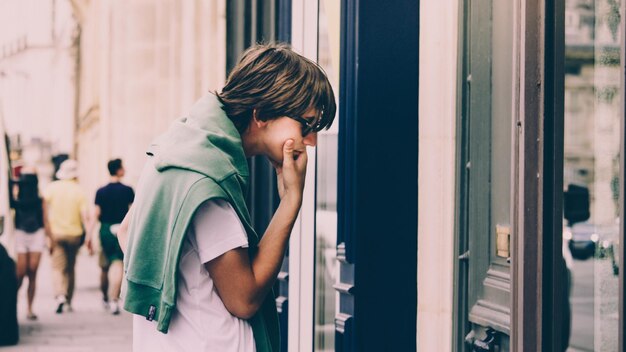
[564,0,620,350]
[314,0,340,351]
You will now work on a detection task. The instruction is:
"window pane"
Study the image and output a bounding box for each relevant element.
[314,0,340,350]
[564,1,621,350]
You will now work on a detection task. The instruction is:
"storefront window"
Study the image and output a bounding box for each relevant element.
[313,0,340,350]
[563,0,621,350]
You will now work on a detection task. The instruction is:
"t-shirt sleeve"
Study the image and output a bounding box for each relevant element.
[190,199,249,265]
[95,188,103,206]
[128,187,135,204]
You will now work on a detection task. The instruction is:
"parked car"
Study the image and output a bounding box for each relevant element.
[564,221,617,263]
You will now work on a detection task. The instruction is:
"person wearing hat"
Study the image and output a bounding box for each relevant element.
[43,159,89,313]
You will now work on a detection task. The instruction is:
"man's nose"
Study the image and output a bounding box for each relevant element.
[303,132,318,147]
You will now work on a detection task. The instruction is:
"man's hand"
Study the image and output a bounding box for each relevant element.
[85,237,95,256]
[47,235,55,255]
[43,200,54,254]
[276,139,307,205]
[84,205,100,256]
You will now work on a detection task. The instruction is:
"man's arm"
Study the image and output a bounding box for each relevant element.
[205,139,306,319]
[42,200,54,254]
[85,205,101,254]
[80,207,90,249]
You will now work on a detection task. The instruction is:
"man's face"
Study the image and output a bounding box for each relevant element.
[117,167,126,178]
[262,107,319,168]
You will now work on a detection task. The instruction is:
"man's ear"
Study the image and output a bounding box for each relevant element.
[253,109,268,128]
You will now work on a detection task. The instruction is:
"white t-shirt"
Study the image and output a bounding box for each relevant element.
[133,199,256,352]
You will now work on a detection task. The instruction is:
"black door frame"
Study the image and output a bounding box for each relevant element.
[336,0,419,351]
[540,0,568,351]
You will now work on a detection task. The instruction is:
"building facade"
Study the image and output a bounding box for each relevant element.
[0,0,77,156]
[44,0,626,351]
[422,0,623,351]
[239,0,625,351]
[72,0,227,197]
[227,1,418,351]
[0,0,77,254]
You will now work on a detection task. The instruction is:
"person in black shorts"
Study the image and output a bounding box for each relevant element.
[86,159,134,314]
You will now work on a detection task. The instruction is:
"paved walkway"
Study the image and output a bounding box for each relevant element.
[1,250,132,351]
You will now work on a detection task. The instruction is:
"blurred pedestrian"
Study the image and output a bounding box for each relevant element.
[86,159,134,315]
[0,243,18,346]
[119,43,336,351]
[11,173,45,320]
[43,159,89,314]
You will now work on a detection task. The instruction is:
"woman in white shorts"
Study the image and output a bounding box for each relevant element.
[12,173,45,320]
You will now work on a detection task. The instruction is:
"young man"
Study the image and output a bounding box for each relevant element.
[119,43,335,351]
[86,159,134,315]
[43,159,89,314]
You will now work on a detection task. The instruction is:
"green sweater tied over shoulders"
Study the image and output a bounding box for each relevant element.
[123,93,280,352]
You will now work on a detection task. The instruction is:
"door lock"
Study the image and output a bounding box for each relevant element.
[496,225,510,258]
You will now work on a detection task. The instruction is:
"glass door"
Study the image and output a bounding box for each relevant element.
[563,0,621,350]
[456,0,517,349]
[313,0,340,350]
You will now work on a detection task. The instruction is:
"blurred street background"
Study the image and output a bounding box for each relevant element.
[0,0,623,351]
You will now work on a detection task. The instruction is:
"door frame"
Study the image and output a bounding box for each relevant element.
[288,1,319,351]
[335,0,419,351]
[510,0,545,349]
[513,0,567,350]
[453,0,519,348]
[453,0,568,350]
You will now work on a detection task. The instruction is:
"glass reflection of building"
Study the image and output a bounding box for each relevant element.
[564,0,620,350]
[314,0,340,350]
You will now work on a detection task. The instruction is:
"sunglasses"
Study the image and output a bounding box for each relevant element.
[287,108,325,137]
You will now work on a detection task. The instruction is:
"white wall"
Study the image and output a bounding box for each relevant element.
[0,0,76,156]
[417,1,459,350]
[75,0,226,200]
[0,0,76,253]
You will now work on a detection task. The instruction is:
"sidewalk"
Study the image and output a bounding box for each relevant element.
[1,249,132,351]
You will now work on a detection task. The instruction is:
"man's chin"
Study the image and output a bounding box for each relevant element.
[269,158,282,169]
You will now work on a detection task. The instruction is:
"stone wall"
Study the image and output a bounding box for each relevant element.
[73,0,226,201]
